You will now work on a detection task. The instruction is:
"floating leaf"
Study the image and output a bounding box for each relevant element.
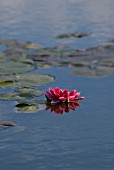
[0,80,14,87]
[15,101,44,113]
[17,88,43,98]
[0,88,43,101]
[71,65,114,77]
[25,43,41,49]
[0,74,54,88]
[72,32,90,38]
[0,120,16,127]
[56,33,71,39]
[108,39,114,43]
[0,39,41,49]
[53,45,68,50]
[0,39,17,47]
[56,32,90,39]
[3,48,26,55]
[3,53,34,64]
[0,53,7,62]
[0,61,34,75]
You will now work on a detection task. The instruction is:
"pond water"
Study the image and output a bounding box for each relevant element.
[0,0,114,170]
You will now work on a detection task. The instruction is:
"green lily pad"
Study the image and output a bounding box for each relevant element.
[15,101,44,113]
[55,32,90,39]
[0,80,14,87]
[0,74,54,88]
[0,120,16,127]
[6,53,33,64]
[56,33,71,39]
[71,65,114,77]
[0,61,34,75]
[72,32,90,38]
[0,88,43,101]
[0,39,41,49]
[0,53,7,62]
[0,39,17,47]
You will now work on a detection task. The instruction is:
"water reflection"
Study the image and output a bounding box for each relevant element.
[0,0,114,47]
[46,101,80,114]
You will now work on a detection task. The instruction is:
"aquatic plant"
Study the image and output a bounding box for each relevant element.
[45,87,84,104]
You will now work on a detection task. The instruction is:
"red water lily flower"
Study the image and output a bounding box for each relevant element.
[45,87,84,104]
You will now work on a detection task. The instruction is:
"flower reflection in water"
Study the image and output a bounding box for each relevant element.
[46,101,80,114]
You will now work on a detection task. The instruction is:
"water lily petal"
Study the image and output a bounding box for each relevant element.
[69,90,76,96]
[54,87,60,93]
[74,92,80,98]
[45,87,84,104]
[68,96,76,101]
[59,96,66,102]
[63,89,69,97]
[45,91,54,100]
[49,88,58,98]
[77,97,85,100]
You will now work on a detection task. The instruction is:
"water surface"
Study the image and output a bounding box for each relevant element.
[0,0,114,170]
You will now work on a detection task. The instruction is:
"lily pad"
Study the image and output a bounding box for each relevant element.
[56,32,90,39]
[0,39,17,47]
[0,120,16,127]
[0,88,43,101]
[56,33,71,39]
[0,61,34,75]
[72,32,90,38]
[0,39,41,49]
[6,53,33,64]
[0,74,54,88]
[71,65,114,77]
[0,53,7,62]
[15,101,44,113]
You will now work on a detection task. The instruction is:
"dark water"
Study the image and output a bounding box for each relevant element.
[0,0,114,170]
